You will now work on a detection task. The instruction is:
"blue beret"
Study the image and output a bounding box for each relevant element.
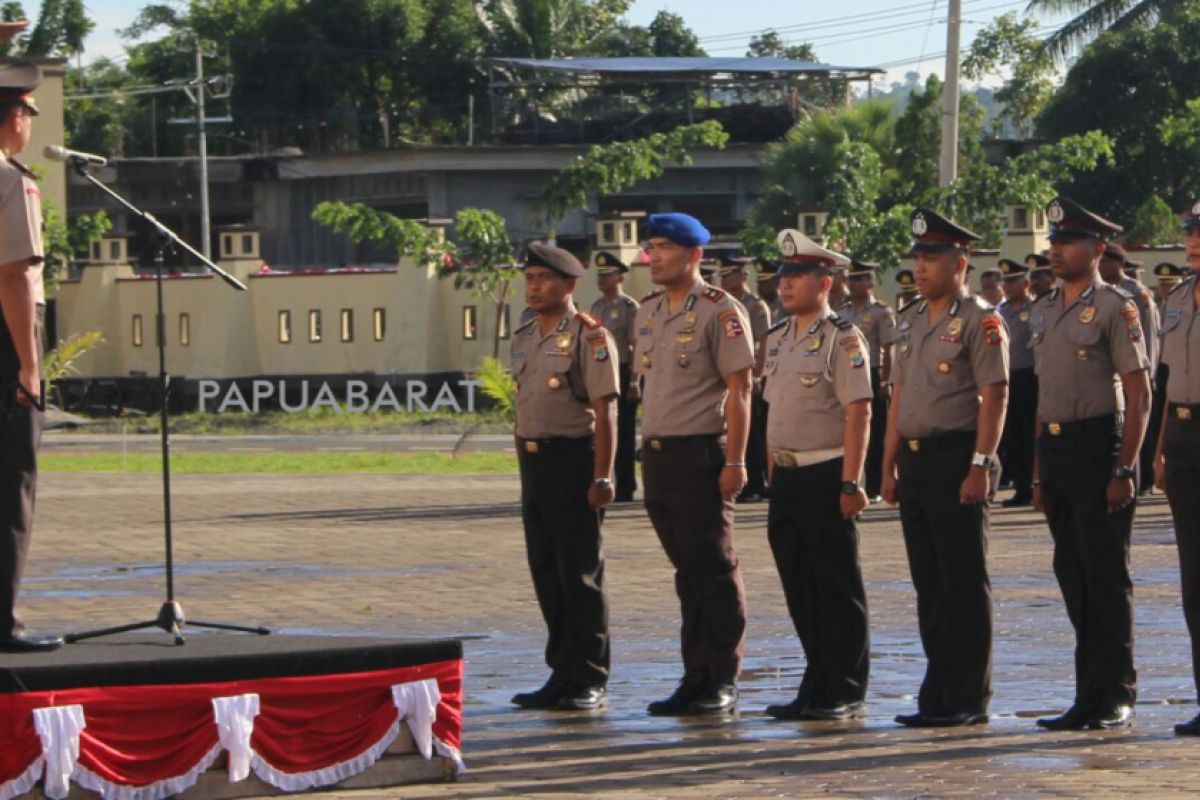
[647,213,711,247]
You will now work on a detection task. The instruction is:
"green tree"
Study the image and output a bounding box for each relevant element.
[0,2,26,57]
[22,0,93,58]
[1026,0,1184,60]
[891,74,986,208]
[1124,195,1181,245]
[961,12,1056,137]
[475,0,630,58]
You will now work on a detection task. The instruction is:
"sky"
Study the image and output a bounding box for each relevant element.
[75,0,1071,86]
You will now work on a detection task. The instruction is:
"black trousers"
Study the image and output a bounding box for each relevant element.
[1038,415,1136,707]
[517,436,609,688]
[1164,407,1200,701]
[897,432,993,716]
[864,367,887,497]
[643,434,746,683]
[768,458,869,705]
[0,308,42,639]
[745,391,768,496]
[1142,364,1169,489]
[615,363,638,500]
[999,368,1037,498]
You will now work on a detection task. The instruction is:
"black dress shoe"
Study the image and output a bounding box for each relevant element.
[688,681,738,714]
[647,671,708,716]
[896,710,986,727]
[895,711,938,727]
[796,701,867,721]
[557,685,607,711]
[0,633,63,653]
[511,677,565,709]
[1087,704,1134,730]
[1174,711,1200,736]
[765,696,810,720]
[1037,703,1093,731]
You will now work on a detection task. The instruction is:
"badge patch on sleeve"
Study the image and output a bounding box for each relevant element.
[593,344,610,362]
[981,315,1005,346]
[847,349,866,369]
[719,309,744,338]
[1121,303,1142,341]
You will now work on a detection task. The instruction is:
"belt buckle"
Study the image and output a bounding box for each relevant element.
[907,439,920,453]
[650,439,662,451]
[1179,407,1193,421]
[1048,423,1062,436]
[524,440,539,454]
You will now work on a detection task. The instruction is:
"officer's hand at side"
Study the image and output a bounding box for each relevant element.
[840,488,869,520]
[720,465,747,502]
[16,362,39,407]
[959,467,989,505]
[588,483,615,510]
[1154,454,1167,493]
[1032,484,1043,512]
[881,472,899,506]
[1106,477,1135,513]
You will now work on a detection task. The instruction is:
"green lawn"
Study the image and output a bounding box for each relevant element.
[39,451,519,474]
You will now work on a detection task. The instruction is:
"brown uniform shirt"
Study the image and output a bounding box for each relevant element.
[0,158,44,305]
[732,289,771,341]
[840,297,896,369]
[892,291,1010,438]
[590,292,639,365]
[511,305,620,438]
[763,310,874,452]
[998,296,1035,371]
[636,281,755,436]
[1029,277,1150,422]
[1120,275,1160,367]
[1159,275,1200,403]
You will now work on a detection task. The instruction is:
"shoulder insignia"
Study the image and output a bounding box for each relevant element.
[641,289,664,303]
[702,286,727,303]
[576,311,601,330]
[897,297,922,315]
[514,318,537,335]
[971,294,994,310]
[1104,283,1134,301]
[829,313,852,331]
[621,295,638,307]
[1170,276,1194,295]
[8,158,37,180]
[766,316,791,335]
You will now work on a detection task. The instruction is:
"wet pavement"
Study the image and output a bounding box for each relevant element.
[18,464,1200,797]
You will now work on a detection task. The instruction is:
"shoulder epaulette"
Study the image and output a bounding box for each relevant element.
[701,286,726,303]
[970,294,994,311]
[514,318,537,335]
[7,158,37,180]
[641,289,664,303]
[871,300,887,309]
[1170,275,1194,295]
[829,313,852,331]
[766,316,791,335]
[576,311,601,329]
[621,294,638,307]
[897,296,922,314]
[1104,283,1134,301]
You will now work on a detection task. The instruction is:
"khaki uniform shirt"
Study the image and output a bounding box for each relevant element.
[764,294,786,324]
[636,282,755,436]
[511,305,619,438]
[840,297,896,369]
[1029,277,1150,422]
[590,292,639,365]
[732,289,771,341]
[892,291,1010,438]
[998,295,1035,371]
[1159,275,1200,403]
[1120,275,1160,367]
[0,158,44,305]
[763,311,874,452]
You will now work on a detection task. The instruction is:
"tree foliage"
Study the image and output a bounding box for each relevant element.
[961,12,1056,137]
[1026,0,1184,61]
[1124,195,1181,245]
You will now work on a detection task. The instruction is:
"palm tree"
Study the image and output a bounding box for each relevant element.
[1028,0,1185,60]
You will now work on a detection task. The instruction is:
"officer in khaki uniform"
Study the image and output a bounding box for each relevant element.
[756,259,785,323]
[719,256,772,501]
[1027,253,1056,299]
[882,208,1009,728]
[1031,197,1151,731]
[510,243,620,712]
[894,268,918,308]
[590,251,640,502]
[635,213,755,716]
[761,230,873,721]
[996,258,1037,507]
[842,259,895,499]
[1155,200,1200,736]
[0,62,61,653]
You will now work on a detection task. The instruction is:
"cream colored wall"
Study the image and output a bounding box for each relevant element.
[21,60,65,224]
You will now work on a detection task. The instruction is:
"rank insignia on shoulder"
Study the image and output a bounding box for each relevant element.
[702,286,726,303]
[577,312,601,329]
[641,289,664,303]
[830,314,851,331]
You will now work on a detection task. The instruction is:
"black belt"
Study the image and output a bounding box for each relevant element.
[901,430,975,454]
[1168,402,1200,422]
[517,435,592,454]
[643,433,720,452]
[1040,414,1120,438]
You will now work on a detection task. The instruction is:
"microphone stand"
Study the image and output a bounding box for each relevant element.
[64,159,270,645]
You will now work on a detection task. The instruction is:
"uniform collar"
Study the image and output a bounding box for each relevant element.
[915,289,965,318]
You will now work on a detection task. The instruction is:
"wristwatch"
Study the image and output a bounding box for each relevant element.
[840,480,860,495]
[970,452,994,469]
[592,478,613,489]
[1111,465,1136,480]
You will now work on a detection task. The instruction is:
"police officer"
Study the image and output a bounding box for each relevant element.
[1031,197,1151,731]
[895,268,918,307]
[756,259,785,323]
[882,208,1009,728]
[762,231,873,721]
[0,62,61,653]
[842,259,895,500]
[1155,199,1200,735]
[591,251,640,502]
[1027,254,1056,300]
[997,258,1037,507]
[1102,243,1160,367]
[636,212,755,716]
[1155,262,1187,306]
[510,243,619,712]
[979,267,1004,307]
[719,256,771,502]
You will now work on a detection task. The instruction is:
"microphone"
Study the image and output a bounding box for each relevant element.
[43,144,107,167]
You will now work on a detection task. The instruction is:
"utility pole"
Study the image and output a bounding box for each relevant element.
[194,41,211,260]
[938,0,961,187]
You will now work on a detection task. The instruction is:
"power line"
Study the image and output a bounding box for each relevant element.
[869,25,1058,69]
